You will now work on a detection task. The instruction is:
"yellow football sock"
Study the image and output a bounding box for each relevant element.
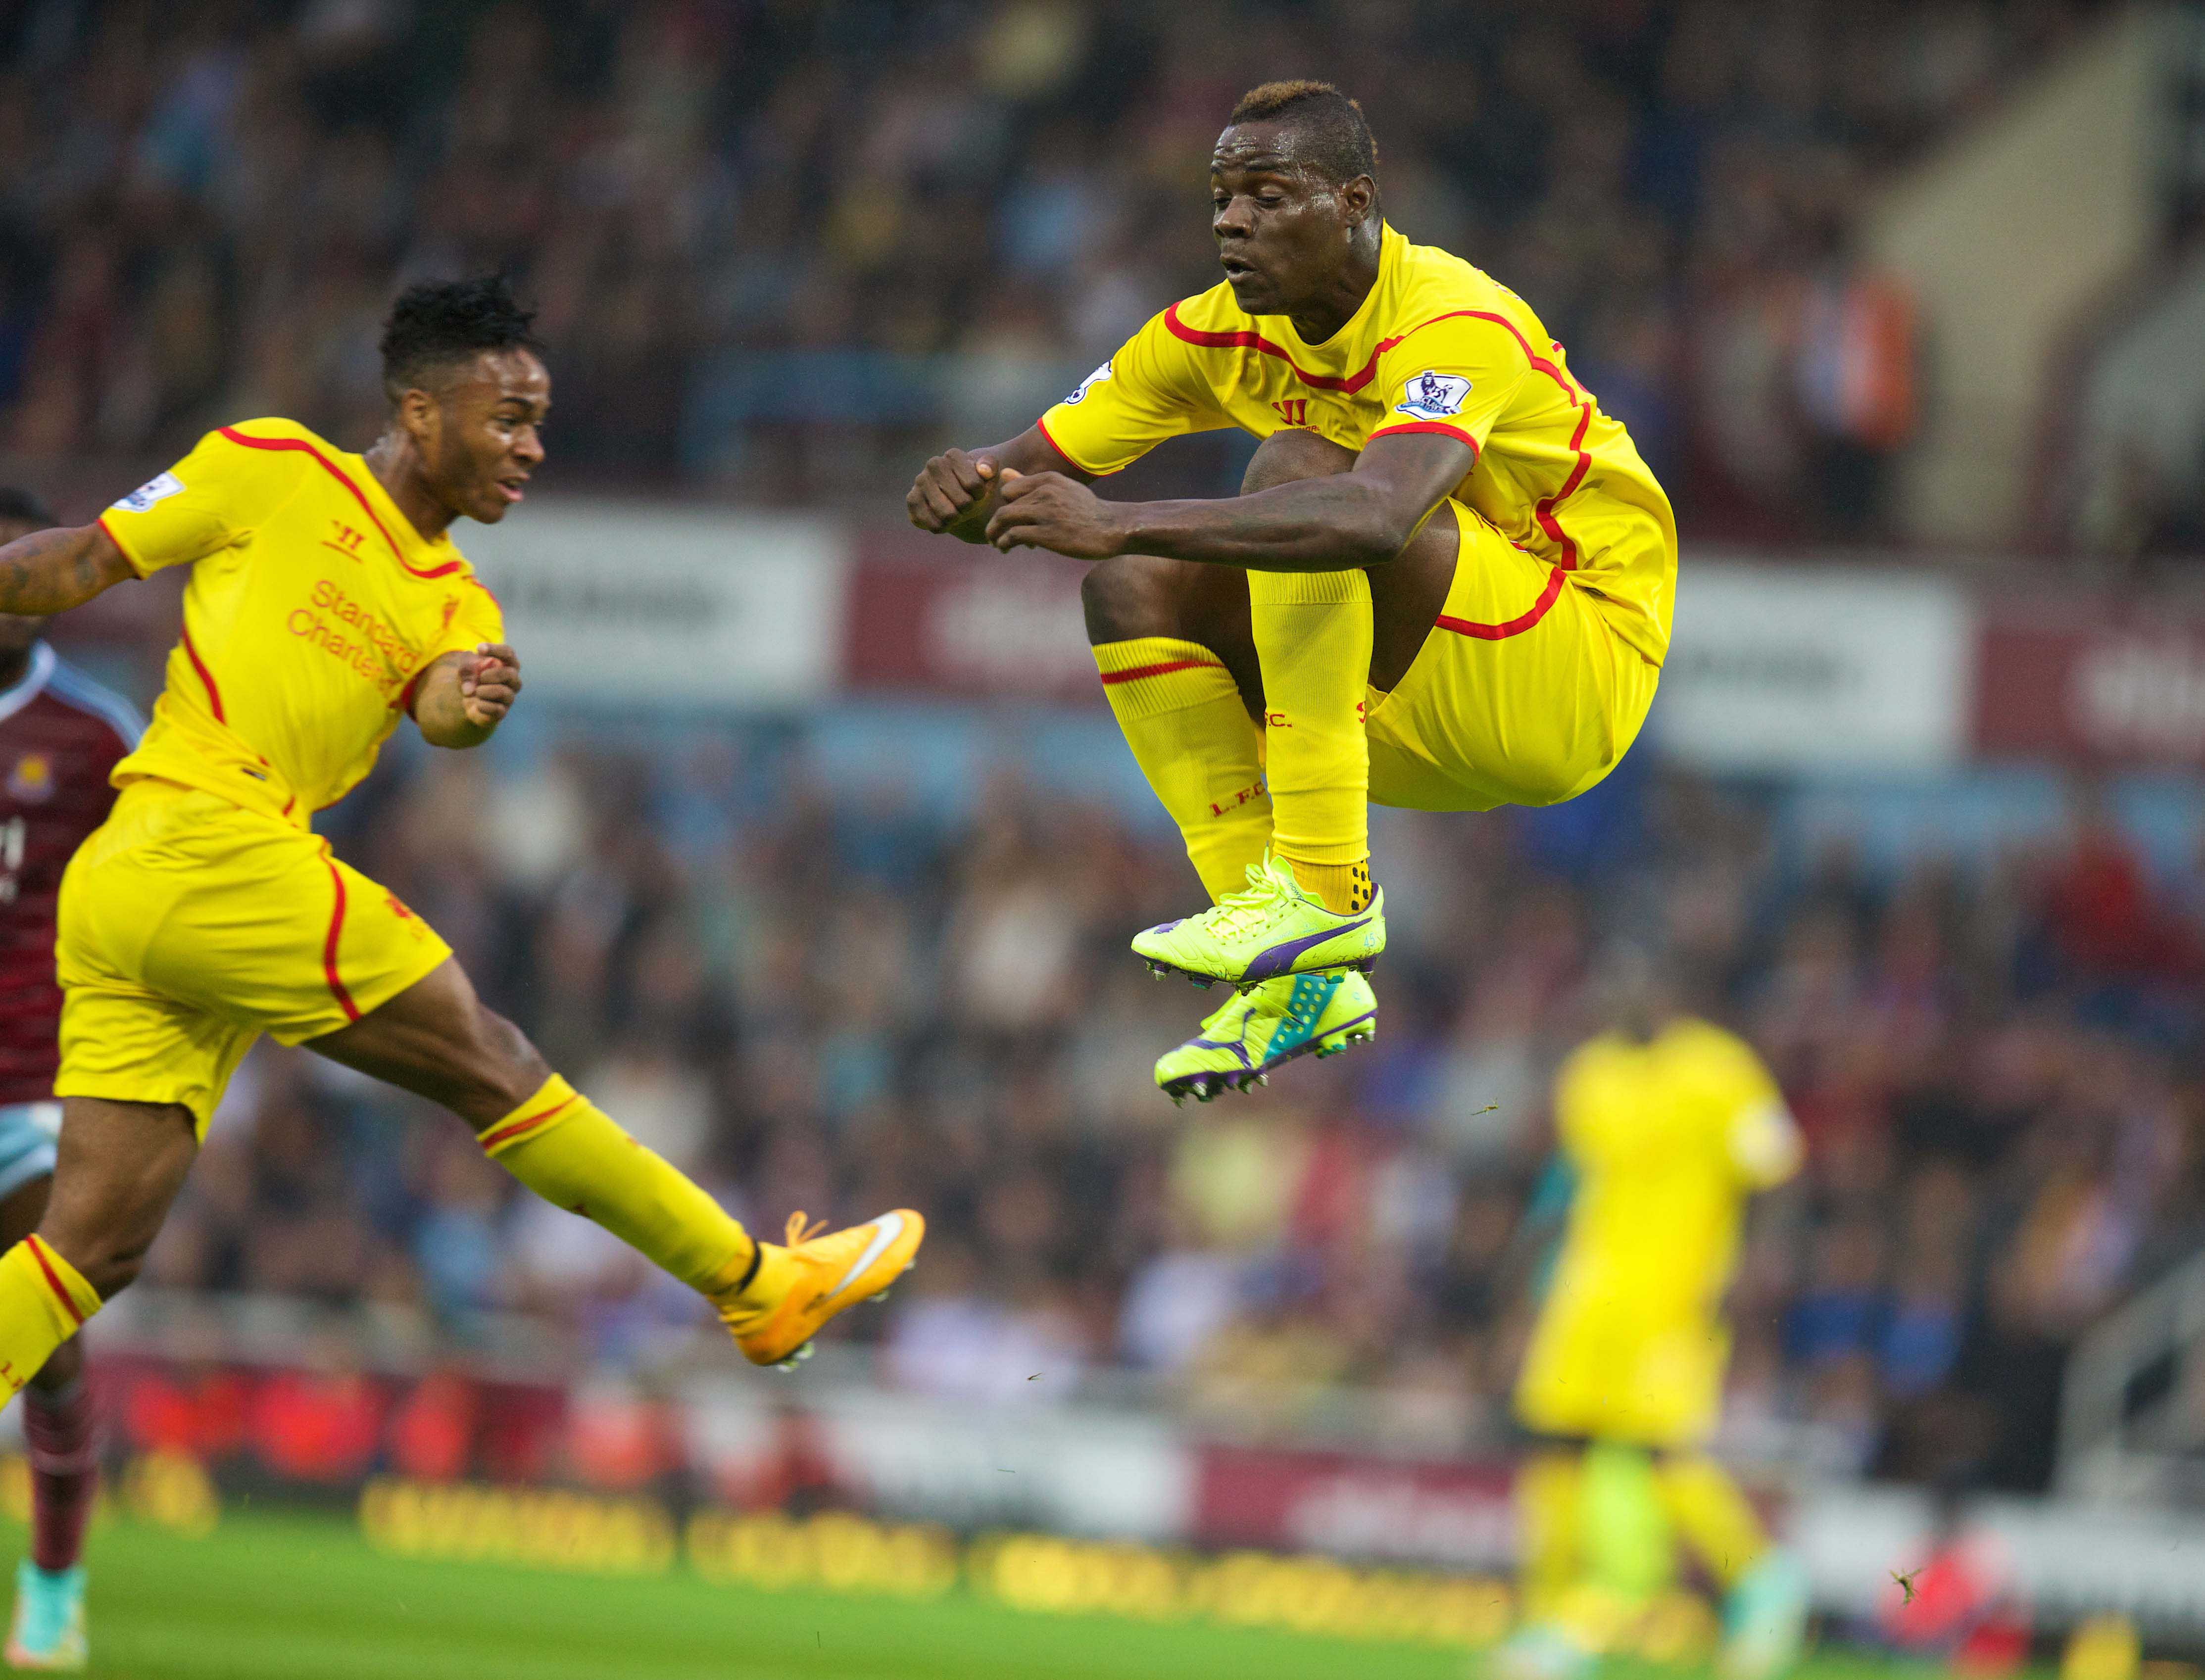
[0,1238,99,1404]
[1248,569,1372,911]
[479,1075,786,1302]
[1095,637,1273,902]
[1655,1452,1769,1590]
[1517,1447,1586,1622]
[1583,1440,1675,1604]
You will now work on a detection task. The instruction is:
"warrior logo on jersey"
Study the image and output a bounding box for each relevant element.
[114,472,184,514]
[1395,370,1471,421]
[5,755,52,804]
[1063,361,1113,405]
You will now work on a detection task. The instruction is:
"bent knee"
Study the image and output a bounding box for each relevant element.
[1081,554,1192,645]
[1242,429,1359,494]
[449,1009,550,1122]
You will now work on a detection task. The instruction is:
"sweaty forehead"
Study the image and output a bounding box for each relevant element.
[1211,122,1308,179]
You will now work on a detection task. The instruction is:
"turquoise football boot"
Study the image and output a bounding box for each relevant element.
[1719,1548,1811,1680]
[1132,853,1384,991]
[1155,971,1378,1104]
[5,1559,86,1671]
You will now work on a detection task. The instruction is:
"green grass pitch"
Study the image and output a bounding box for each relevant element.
[44,1510,1953,1680]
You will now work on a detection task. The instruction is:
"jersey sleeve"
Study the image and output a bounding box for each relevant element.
[1368,314,1532,458]
[1713,1039,1802,1189]
[98,428,283,576]
[437,578,505,660]
[1035,307,1234,476]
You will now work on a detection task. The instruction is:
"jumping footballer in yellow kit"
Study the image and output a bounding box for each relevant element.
[0,277,920,1412]
[1503,955,1807,1680]
[908,81,1673,1102]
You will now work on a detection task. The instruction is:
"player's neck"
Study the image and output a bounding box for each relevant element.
[0,644,34,693]
[363,433,457,543]
[1285,219,1384,345]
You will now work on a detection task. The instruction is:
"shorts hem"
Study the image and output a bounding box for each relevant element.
[263,936,451,1047]
[52,1077,219,1131]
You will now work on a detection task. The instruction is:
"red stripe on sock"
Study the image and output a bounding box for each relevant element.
[22,1239,85,1328]
[1097,657,1225,686]
[478,1094,578,1152]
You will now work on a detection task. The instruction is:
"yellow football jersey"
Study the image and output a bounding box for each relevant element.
[1545,1018,1800,1320]
[97,420,503,826]
[1037,224,1676,665]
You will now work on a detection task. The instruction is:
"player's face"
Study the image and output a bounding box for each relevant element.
[0,519,49,658]
[1210,122,1364,317]
[426,349,550,526]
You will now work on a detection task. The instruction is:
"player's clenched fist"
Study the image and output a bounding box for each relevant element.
[907,449,1002,540]
[459,642,522,727]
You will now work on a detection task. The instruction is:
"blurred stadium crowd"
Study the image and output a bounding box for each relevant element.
[110,731,2205,1499]
[0,0,2102,531]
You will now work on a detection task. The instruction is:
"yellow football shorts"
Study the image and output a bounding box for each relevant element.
[1514,1288,1728,1449]
[55,781,451,1131]
[1368,504,1660,814]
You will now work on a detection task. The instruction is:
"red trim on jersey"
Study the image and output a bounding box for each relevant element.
[178,625,224,721]
[1032,414,1096,476]
[23,1238,85,1326]
[1097,657,1225,686]
[1432,312,1586,404]
[95,514,146,578]
[1366,421,1482,456]
[1533,403,1595,570]
[478,1095,578,1151]
[1434,565,1568,641]
[321,863,361,1023]
[396,660,435,716]
[1164,303,1386,393]
[1165,298,1598,565]
[216,428,464,580]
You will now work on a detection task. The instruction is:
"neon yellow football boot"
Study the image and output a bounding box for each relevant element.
[1132,852,1384,991]
[715,1208,924,1370]
[1155,971,1377,1104]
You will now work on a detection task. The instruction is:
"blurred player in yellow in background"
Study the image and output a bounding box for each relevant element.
[1499,948,1808,1680]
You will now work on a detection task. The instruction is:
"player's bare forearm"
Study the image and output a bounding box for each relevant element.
[907,427,1091,543]
[0,524,137,614]
[412,644,522,749]
[983,430,1475,570]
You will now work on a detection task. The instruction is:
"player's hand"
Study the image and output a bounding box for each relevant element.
[907,448,1002,541]
[459,643,521,728]
[984,470,1127,560]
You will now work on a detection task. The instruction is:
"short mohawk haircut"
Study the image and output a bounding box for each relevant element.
[1227,80,1380,188]
[379,274,543,400]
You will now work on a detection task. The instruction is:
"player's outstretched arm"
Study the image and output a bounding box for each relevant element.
[907,426,1093,544]
[412,643,521,749]
[984,430,1474,571]
[0,523,138,614]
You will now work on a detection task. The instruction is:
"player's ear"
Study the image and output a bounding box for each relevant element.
[1339,174,1376,229]
[396,386,439,450]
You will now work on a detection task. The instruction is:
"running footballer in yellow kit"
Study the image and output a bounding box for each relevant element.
[907,81,1674,1102]
[1501,951,1807,1680]
[0,277,921,1414]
